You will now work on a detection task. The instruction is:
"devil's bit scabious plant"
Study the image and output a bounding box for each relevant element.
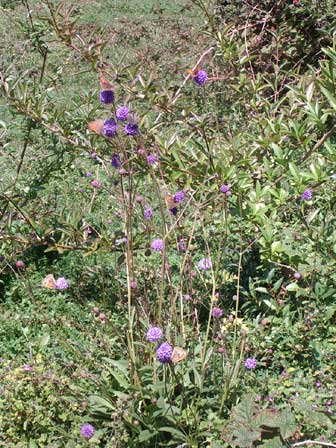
[198,258,212,270]
[111,154,121,168]
[212,307,223,318]
[80,423,95,439]
[99,90,114,104]
[144,207,153,219]
[146,326,163,342]
[174,190,185,203]
[116,106,129,121]
[103,119,117,137]
[156,342,173,363]
[151,239,164,251]
[301,189,313,200]
[124,123,138,136]
[55,277,68,290]
[193,69,208,86]
[244,358,257,369]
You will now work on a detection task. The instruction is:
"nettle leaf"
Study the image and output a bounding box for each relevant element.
[261,436,285,448]
[231,427,262,447]
[278,409,296,439]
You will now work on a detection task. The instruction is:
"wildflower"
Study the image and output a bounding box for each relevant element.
[80,423,95,439]
[147,154,157,165]
[174,190,185,203]
[151,239,164,252]
[111,154,121,168]
[294,272,301,280]
[86,171,92,177]
[197,258,212,271]
[116,106,129,121]
[156,342,173,363]
[146,326,163,343]
[136,195,143,203]
[194,70,208,86]
[16,260,25,268]
[118,168,126,175]
[301,189,313,201]
[169,207,178,216]
[130,280,137,289]
[212,307,223,318]
[103,118,117,138]
[124,123,139,136]
[23,364,33,371]
[220,184,232,196]
[115,237,127,245]
[99,89,114,104]
[55,277,68,290]
[144,207,153,219]
[91,152,98,159]
[244,357,257,370]
[99,312,106,323]
[183,294,191,301]
[91,179,101,189]
[87,225,92,235]
[178,238,186,252]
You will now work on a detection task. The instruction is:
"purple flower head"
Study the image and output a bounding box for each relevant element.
[111,154,121,168]
[183,294,191,301]
[130,280,137,289]
[136,195,143,203]
[197,258,212,271]
[301,189,313,201]
[151,239,164,252]
[124,123,139,136]
[156,342,173,363]
[147,154,157,165]
[144,207,153,220]
[23,364,33,371]
[91,179,101,189]
[146,326,163,343]
[294,272,301,280]
[86,171,92,177]
[55,277,68,290]
[194,70,208,86]
[178,238,186,252]
[245,357,257,370]
[16,260,25,268]
[103,119,117,138]
[220,184,231,196]
[80,423,95,439]
[174,191,185,203]
[91,152,98,159]
[87,225,93,235]
[169,207,178,216]
[116,106,129,121]
[212,307,223,318]
[99,90,114,105]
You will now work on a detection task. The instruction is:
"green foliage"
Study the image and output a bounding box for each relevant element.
[222,394,297,447]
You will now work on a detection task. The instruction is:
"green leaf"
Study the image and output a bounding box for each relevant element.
[39,333,50,349]
[278,409,296,439]
[159,427,187,441]
[320,86,336,110]
[138,430,158,443]
[261,436,285,448]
